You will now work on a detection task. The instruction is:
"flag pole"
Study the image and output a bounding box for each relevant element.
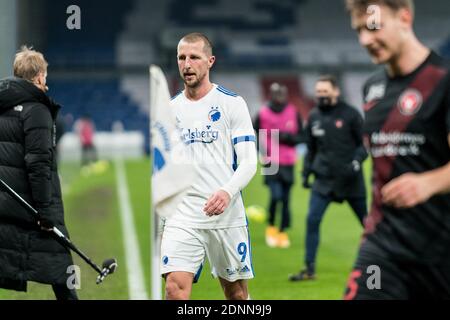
[150,65,162,300]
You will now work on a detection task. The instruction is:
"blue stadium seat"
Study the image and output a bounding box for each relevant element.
[44,0,132,67]
[440,37,450,58]
[49,79,149,147]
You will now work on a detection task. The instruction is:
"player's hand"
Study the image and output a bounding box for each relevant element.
[381,173,433,209]
[342,160,361,179]
[204,190,231,216]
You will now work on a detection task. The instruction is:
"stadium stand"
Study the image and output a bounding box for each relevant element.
[36,0,450,149]
[50,79,148,132]
[118,0,304,69]
[440,36,450,58]
[40,1,150,153]
[44,0,132,67]
[211,73,263,117]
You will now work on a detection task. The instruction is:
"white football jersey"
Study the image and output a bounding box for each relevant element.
[166,84,255,229]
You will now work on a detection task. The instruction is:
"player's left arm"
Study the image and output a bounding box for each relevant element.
[204,97,257,216]
[382,109,450,209]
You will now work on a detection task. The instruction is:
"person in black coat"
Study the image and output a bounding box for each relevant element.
[289,75,368,281]
[0,46,77,299]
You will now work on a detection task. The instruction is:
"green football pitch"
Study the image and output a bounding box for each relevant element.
[0,158,372,300]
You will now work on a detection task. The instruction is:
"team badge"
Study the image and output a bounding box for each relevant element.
[397,89,423,116]
[335,119,344,129]
[208,106,221,122]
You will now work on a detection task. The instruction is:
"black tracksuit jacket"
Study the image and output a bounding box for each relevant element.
[303,101,368,201]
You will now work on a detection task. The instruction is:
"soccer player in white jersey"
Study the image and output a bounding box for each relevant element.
[160,33,258,300]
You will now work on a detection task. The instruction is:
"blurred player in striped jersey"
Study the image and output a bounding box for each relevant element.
[345,0,450,299]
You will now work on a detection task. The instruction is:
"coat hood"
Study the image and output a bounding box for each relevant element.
[0,77,60,117]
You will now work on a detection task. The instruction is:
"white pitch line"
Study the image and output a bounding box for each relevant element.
[115,158,149,300]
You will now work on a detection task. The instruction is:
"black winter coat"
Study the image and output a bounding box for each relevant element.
[303,101,368,201]
[0,77,74,291]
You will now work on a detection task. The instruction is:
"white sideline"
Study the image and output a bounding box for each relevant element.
[115,157,149,300]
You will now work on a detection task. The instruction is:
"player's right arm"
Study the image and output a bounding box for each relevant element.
[381,90,450,207]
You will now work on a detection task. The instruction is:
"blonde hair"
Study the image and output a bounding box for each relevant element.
[180,32,213,56]
[13,46,48,81]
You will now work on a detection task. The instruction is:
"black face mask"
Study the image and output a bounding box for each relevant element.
[317,96,333,110]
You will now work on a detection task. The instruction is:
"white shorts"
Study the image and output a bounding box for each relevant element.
[160,225,254,283]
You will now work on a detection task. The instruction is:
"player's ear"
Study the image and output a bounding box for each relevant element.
[32,72,43,87]
[397,7,414,29]
[334,87,341,98]
[208,55,215,69]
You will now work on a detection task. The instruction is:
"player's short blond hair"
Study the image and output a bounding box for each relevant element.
[346,0,414,15]
[179,32,213,56]
[13,46,48,81]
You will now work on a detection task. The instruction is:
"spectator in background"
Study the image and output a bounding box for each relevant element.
[254,83,304,248]
[289,75,367,281]
[75,114,97,166]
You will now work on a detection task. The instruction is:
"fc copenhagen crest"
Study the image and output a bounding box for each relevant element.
[397,89,423,116]
[208,106,221,122]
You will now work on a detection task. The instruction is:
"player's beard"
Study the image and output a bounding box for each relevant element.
[183,72,205,89]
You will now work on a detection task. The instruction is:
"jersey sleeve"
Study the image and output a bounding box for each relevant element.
[230,96,256,144]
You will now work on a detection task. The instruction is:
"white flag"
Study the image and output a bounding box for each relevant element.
[150,65,194,218]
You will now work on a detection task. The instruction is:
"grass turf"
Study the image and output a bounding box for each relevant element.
[189,160,372,300]
[0,160,150,300]
[0,157,372,300]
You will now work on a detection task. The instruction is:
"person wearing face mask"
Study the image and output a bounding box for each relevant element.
[0,46,77,299]
[253,83,304,248]
[289,75,367,281]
